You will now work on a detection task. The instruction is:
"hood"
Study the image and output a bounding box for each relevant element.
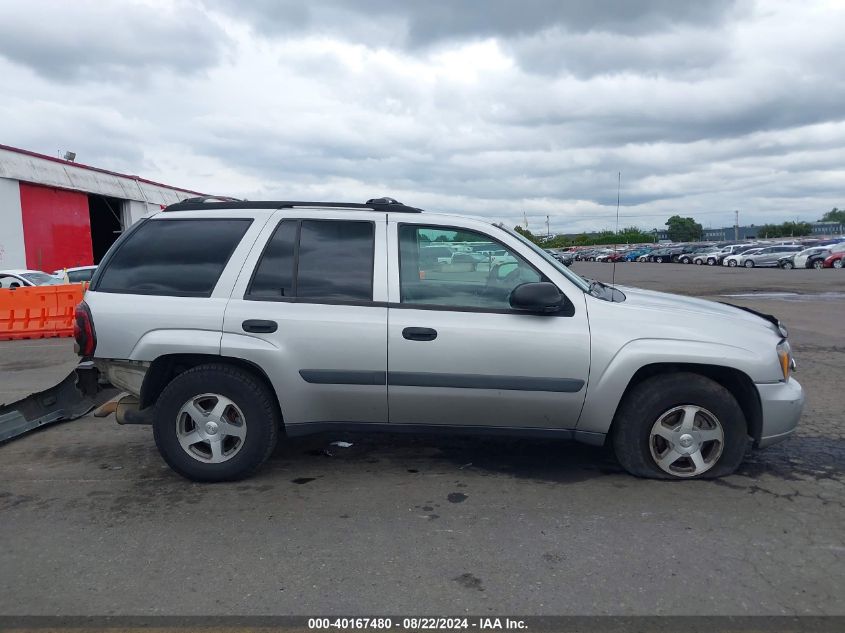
[614,285,778,331]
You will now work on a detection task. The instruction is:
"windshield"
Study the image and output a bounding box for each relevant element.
[21,272,63,285]
[495,223,590,292]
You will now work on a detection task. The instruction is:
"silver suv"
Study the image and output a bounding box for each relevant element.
[75,197,804,482]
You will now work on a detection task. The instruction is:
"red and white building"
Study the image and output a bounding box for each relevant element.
[0,144,202,272]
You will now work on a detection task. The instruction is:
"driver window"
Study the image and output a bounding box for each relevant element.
[398,225,543,310]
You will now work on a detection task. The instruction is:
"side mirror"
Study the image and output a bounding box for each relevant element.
[509,282,564,313]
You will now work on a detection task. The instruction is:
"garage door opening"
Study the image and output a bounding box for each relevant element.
[88,194,123,264]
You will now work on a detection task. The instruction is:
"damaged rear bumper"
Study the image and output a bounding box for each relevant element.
[0,365,118,443]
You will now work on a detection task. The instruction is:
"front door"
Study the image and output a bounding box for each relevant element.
[386,219,590,430]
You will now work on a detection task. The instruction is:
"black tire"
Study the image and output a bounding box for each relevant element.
[744,260,754,268]
[834,259,843,269]
[812,259,823,269]
[782,261,794,269]
[611,372,747,480]
[655,256,663,263]
[153,364,280,482]
[707,258,716,266]
[680,257,691,264]
[728,259,737,267]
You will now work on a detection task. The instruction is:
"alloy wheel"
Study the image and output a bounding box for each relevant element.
[649,405,724,477]
[175,393,247,463]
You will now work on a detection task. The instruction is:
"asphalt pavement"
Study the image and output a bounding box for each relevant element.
[0,262,842,616]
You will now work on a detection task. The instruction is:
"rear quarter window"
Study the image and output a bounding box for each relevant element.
[94,218,252,297]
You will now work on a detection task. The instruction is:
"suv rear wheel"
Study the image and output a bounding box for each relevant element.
[612,373,747,479]
[153,364,280,482]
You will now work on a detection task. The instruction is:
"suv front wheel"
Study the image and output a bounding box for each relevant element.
[153,364,280,482]
[611,373,747,479]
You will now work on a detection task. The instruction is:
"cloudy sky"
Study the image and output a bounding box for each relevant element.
[0,0,843,234]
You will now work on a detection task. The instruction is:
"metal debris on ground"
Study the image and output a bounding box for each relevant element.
[0,370,118,443]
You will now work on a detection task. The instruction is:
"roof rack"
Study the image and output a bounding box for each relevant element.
[163,195,423,213]
[176,195,243,204]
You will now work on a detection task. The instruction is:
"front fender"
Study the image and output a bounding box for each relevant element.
[576,338,774,434]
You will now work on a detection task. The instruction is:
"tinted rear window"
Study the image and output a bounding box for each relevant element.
[68,269,95,283]
[297,220,373,300]
[95,219,252,296]
[248,221,297,298]
[247,219,374,302]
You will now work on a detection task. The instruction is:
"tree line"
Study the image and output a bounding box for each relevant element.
[512,207,843,247]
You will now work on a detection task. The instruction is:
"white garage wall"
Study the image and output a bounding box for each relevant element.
[0,178,25,269]
[122,200,162,227]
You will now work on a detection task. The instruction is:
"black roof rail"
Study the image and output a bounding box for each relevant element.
[163,196,423,213]
[176,195,243,204]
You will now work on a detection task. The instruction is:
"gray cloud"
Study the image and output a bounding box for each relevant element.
[0,1,226,81]
[0,0,842,235]
[209,0,738,45]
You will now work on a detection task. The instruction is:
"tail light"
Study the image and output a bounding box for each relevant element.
[73,301,97,357]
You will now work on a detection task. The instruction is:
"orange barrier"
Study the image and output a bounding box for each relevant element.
[0,284,85,341]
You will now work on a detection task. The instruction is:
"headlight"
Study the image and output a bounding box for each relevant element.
[777,321,789,338]
[776,340,793,380]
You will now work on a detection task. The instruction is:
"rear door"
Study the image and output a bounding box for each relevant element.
[386,216,590,430]
[222,210,388,430]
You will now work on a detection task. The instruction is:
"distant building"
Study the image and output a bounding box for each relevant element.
[654,221,844,242]
[0,144,201,271]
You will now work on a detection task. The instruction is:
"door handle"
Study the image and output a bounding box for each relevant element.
[243,319,278,333]
[402,327,437,341]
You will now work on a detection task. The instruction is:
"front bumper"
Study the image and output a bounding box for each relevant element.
[755,377,804,448]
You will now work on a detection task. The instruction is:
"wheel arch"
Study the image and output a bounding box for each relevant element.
[606,362,762,443]
[140,353,284,426]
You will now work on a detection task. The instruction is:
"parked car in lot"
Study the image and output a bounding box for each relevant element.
[739,245,803,268]
[625,247,652,262]
[678,247,710,264]
[692,249,720,265]
[548,250,574,266]
[77,196,804,483]
[646,248,674,263]
[709,243,757,266]
[792,246,831,269]
[806,249,833,270]
[776,253,798,269]
[52,265,98,283]
[723,247,764,267]
[823,252,844,269]
[0,269,65,288]
[672,245,711,264]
